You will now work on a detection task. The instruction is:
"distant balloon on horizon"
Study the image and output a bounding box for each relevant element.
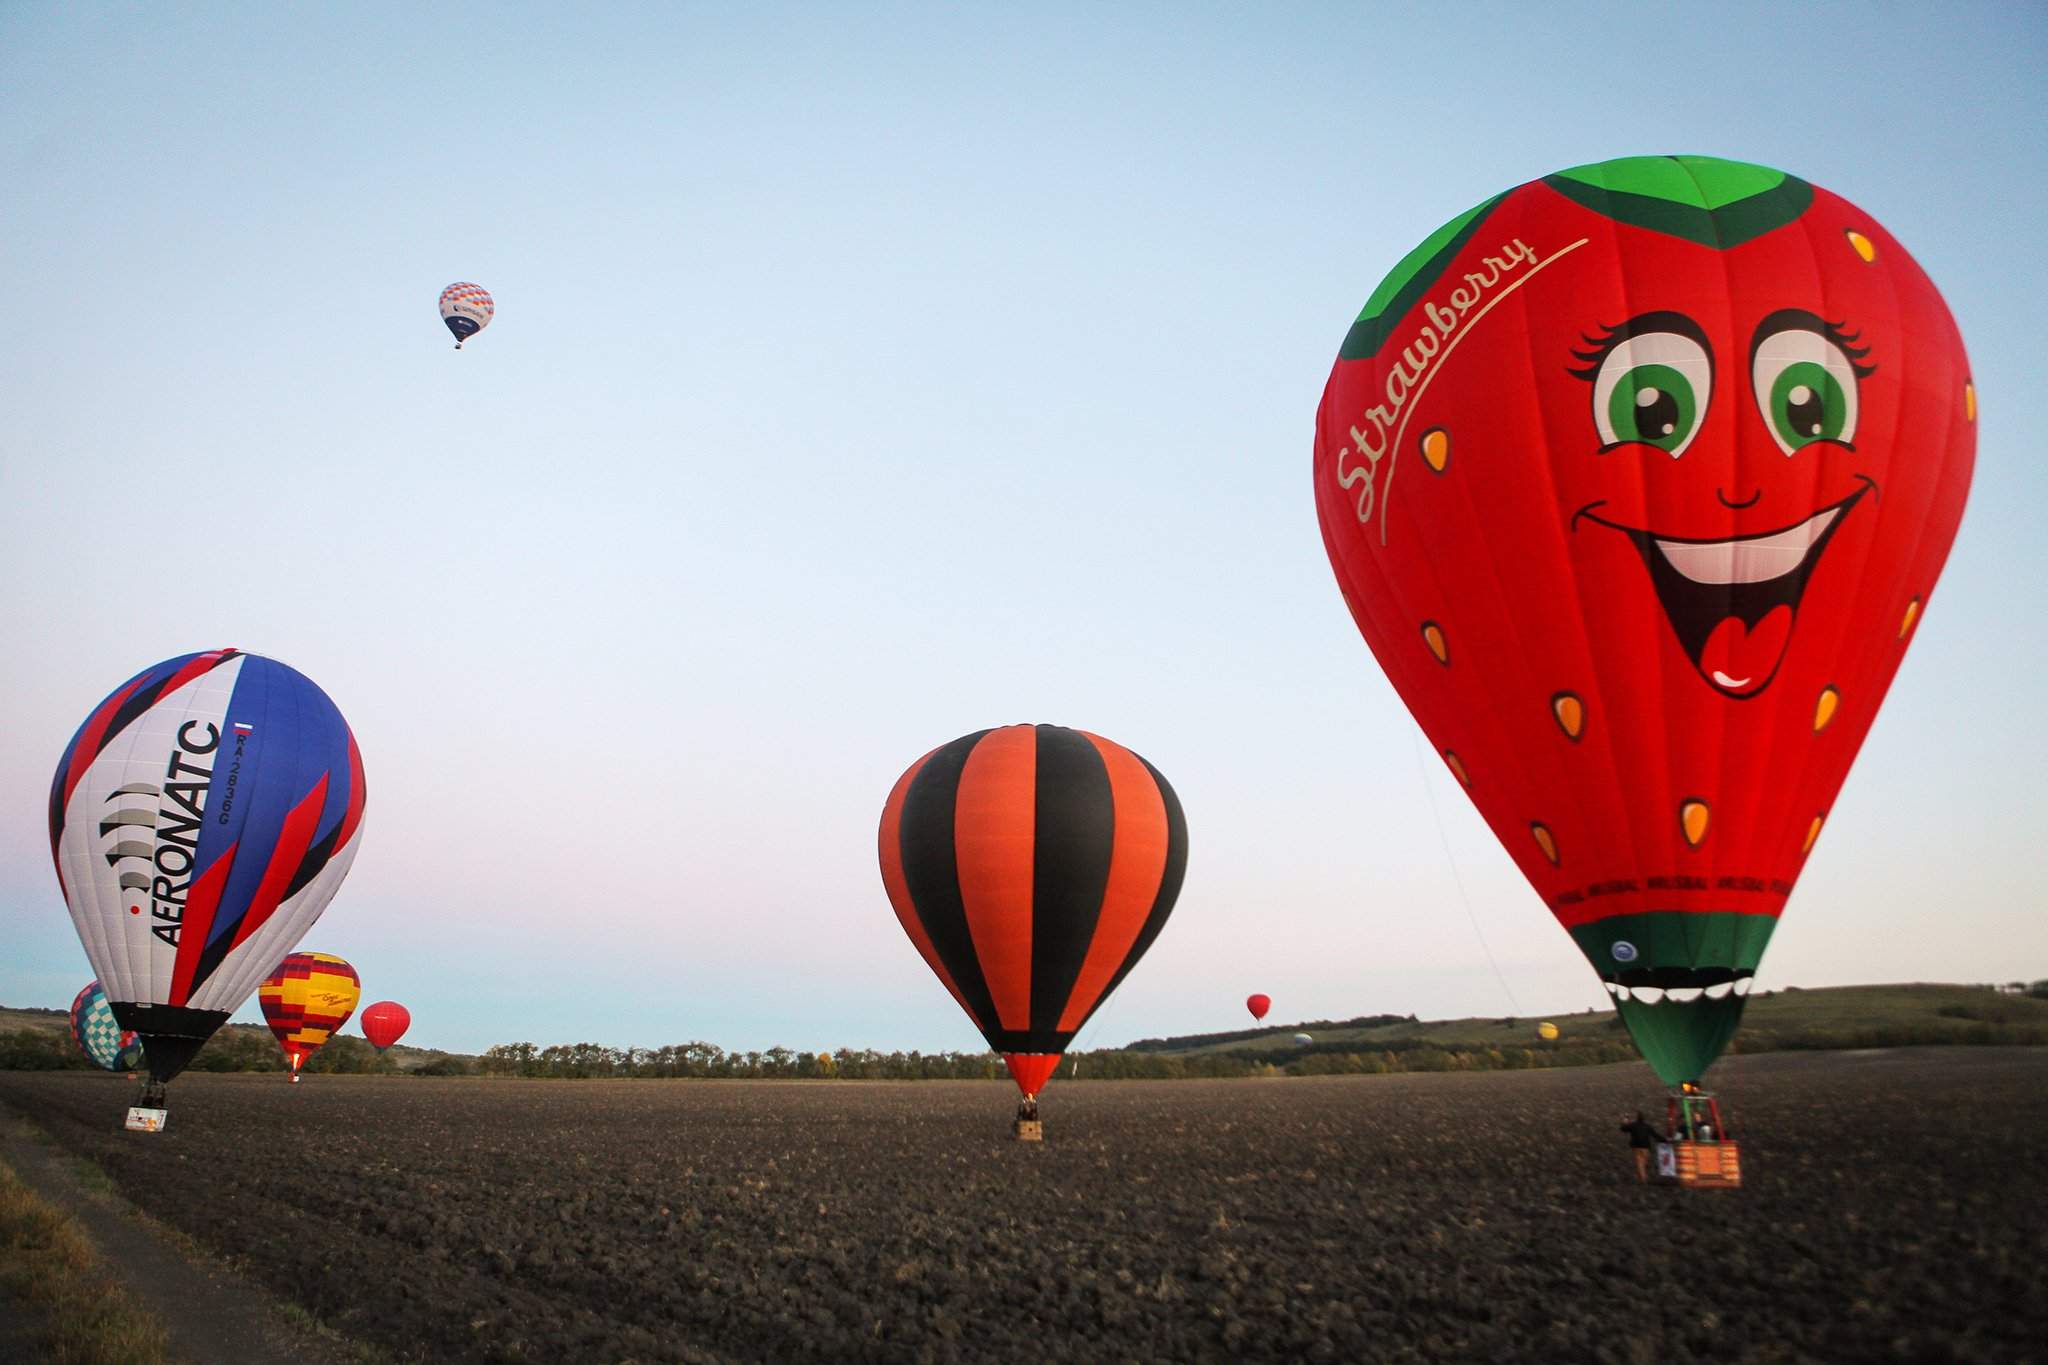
[439,282,494,349]
[1292,1033,1313,1047]
[259,952,361,1081]
[360,1000,411,1052]
[69,981,144,1073]
[1537,1021,1560,1041]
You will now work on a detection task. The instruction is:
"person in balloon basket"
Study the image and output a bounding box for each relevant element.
[1620,1112,1667,1183]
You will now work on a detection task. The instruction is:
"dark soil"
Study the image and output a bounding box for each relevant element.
[0,1107,359,1365]
[1,1048,2041,1364]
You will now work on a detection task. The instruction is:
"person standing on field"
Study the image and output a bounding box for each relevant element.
[1620,1111,1665,1182]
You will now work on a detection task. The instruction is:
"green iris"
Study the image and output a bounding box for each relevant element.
[1768,362,1849,448]
[1606,363,1698,452]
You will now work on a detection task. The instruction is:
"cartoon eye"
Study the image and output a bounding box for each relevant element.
[1750,311,1870,454]
[1576,319,1713,458]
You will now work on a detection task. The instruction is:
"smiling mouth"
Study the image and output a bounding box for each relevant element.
[1574,479,1873,697]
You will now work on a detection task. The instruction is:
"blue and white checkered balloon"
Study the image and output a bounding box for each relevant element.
[70,980,145,1072]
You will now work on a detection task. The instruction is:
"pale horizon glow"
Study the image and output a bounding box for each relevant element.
[3,3,2043,1056]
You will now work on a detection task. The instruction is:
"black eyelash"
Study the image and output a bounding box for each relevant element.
[1750,308,1879,379]
[1565,311,1714,381]
[1567,324,1625,380]
[1820,319,1877,378]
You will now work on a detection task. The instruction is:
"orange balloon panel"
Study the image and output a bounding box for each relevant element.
[259,952,360,1072]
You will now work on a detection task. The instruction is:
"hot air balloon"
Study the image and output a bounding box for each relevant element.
[879,724,1187,1137]
[1314,155,1973,1089]
[1292,1032,1314,1047]
[69,981,145,1073]
[359,1000,411,1052]
[259,952,361,1080]
[1246,993,1271,1022]
[1537,1022,1560,1042]
[50,650,366,1123]
[439,282,494,349]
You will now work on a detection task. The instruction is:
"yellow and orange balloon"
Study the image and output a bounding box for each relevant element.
[258,952,361,1081]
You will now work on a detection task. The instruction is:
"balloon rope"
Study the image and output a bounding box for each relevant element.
[1411,731,1522,1016]
[1065,984,1128,1076]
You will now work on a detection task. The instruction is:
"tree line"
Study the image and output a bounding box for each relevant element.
[7,981,2046,1076]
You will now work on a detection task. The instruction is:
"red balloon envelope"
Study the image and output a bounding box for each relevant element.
[879,725,1188,1101]
[1313,156,1973,1084]
[360,1000,411,1051]
[1246,993,1271,1022]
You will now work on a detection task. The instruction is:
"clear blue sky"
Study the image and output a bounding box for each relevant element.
[3,3,2042,1055]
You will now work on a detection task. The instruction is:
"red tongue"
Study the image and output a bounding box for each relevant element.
[1699,606,1794,696]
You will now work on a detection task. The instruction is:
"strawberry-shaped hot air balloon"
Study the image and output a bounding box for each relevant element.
[1246,993,1271,1023]
[359,1000,411,1052]
[1314,155,1973,1087]
[69,980,145,1074]
[879,725,1187,1136]
[259,952,361,1081]
[50,650,367,1119]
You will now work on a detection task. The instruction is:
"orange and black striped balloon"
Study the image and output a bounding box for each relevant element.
[878,725,1187,1098]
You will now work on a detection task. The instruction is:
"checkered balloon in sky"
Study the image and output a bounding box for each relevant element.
[439,282,494,349]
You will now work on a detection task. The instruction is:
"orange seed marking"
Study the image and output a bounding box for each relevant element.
[1898,597,1921,640]
[1422,621,1448,665]
[1813,686,1840,733]
[1419,427,1450,474]
[1680,799,1710,848]
[1552,692,1584,740]
[1803,814,1825,854]
[1845,229,1877,263]
[1530,823,1558,866]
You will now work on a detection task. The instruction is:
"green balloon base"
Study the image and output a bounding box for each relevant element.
[1568,911,1777,1085]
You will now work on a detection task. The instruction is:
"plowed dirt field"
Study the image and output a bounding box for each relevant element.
[2,1048,2041,1364]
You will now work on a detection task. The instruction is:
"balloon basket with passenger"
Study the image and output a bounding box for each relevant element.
[1013,1099,1043,1143]
[1007,1054,1057,1142]
[125,1079,170,1134]
[1657,1083,1742,1190]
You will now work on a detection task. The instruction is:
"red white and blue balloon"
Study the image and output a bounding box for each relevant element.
[439,282,494,348]
[49,649,367,1084]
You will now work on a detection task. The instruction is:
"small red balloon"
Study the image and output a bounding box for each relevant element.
[360,1000,411,1051]
[1246,993,1271,1022]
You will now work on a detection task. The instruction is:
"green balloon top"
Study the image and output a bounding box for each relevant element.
[1548,154,1790,210]
[1342,155,1814,361]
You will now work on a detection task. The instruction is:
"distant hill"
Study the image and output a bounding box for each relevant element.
[1115,982,2048,1060]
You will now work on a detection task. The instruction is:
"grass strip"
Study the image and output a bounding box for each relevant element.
[0,1155,168,1365]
